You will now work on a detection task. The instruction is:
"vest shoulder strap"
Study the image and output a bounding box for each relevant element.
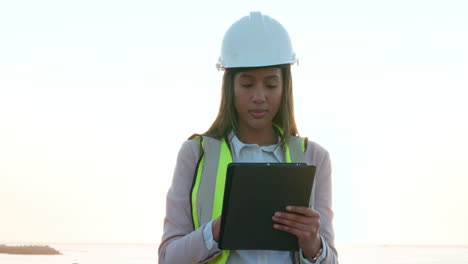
[285,136,308,163]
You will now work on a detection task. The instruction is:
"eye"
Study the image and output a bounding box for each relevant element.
[266,84,278,89]
[241,83,253,88]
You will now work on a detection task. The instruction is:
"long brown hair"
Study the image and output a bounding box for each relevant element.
[192,64,299,145]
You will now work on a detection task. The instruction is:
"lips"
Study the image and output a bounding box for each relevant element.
[249,109,267,118]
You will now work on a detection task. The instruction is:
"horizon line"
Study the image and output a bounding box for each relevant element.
[1,242,467,248]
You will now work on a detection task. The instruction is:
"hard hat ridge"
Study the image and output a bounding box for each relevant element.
[216,11,297,70]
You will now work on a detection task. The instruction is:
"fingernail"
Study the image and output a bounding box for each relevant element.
[286,206,292,210]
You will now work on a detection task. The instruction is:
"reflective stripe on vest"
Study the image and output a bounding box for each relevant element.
[190,135,308,264]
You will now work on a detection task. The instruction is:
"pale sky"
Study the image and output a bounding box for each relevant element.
[1,0,467,245]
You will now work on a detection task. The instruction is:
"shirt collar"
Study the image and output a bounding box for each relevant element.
[228,131,283,160]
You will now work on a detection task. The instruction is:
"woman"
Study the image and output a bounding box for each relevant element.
[158,11,338,264]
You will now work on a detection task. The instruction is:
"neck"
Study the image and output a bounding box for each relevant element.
[236,126,278,146]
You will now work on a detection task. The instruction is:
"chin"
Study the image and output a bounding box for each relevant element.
[247,119,273,130]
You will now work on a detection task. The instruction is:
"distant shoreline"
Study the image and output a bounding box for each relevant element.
[0,244,61,255]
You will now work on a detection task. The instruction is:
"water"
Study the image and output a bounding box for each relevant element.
[0,244,467,263]
[338,245,468,264]
[0,244,157,264]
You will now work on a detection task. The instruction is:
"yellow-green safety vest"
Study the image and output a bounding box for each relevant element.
[190,135,309,264]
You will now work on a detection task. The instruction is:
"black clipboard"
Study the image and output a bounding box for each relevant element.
[219,162,315,251]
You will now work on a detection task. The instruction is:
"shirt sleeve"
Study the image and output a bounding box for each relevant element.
[303,141,339,263]
[202,220,220,250]
[300,236,328,264]
[158,140,222,264]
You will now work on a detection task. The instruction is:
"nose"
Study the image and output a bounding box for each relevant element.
[252,86,266,103]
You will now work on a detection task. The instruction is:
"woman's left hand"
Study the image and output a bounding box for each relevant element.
[272,206,322,258]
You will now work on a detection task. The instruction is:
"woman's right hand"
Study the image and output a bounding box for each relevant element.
[212,217,221,242]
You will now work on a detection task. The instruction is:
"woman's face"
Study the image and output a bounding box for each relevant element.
[233,67,283,134]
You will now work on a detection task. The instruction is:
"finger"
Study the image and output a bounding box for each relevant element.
[273,212,320,231]
[273,223,319,240]
[285,206,320,217]
[274,211,319,226]
[272,214,312,230]
[273,212,314,226]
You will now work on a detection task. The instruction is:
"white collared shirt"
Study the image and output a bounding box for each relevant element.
[202,132,326,263]
[228,131,284,163]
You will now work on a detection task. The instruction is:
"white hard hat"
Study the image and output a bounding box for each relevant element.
[216,11,297,70]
